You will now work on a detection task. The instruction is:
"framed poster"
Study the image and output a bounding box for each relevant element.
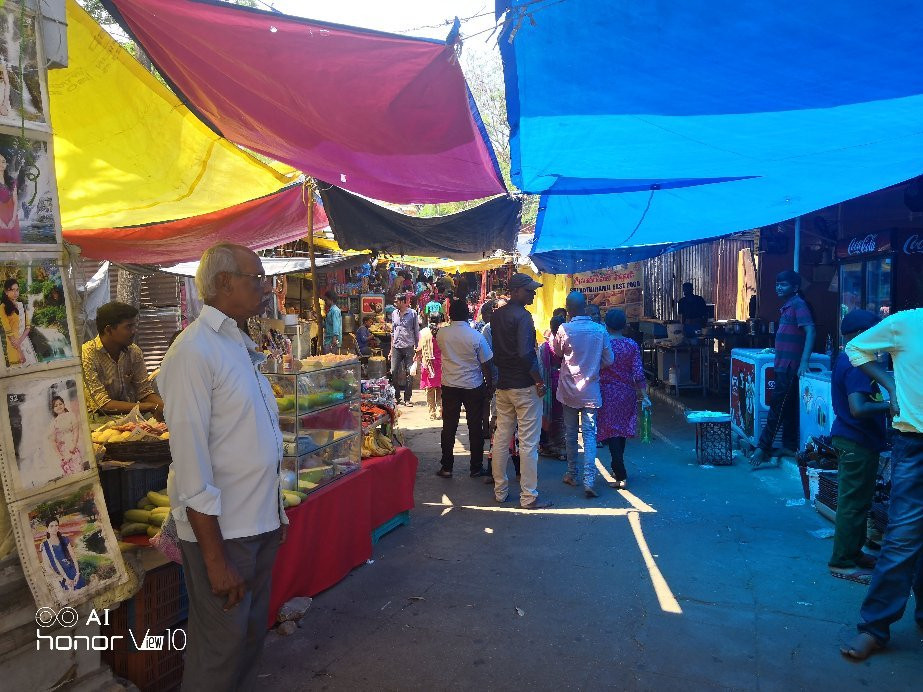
[0,255,76,372]
[0,3,48,130]
[0,368,94,497]
[0,128,59,247]
[11,481,125,608]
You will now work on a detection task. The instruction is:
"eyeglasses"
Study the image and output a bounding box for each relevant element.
[231,271,271,286]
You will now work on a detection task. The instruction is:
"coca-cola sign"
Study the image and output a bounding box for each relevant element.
[902,233,923,255]
[836,231,891,258]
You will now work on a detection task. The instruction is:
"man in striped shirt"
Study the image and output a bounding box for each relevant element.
[751,270,816,467]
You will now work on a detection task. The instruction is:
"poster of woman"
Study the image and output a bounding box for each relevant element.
[0,131,56,245]
[2,370,93,496]
[0,3,46,128]
[17,482,124,607]
[0,258,75,370]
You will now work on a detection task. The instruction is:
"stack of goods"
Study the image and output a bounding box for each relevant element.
[361,429,395,459]
[300,353,358,369]
[361,403,391,430]
[119,489,171,544]
[91,417,169,443]
[361,377,395,406]
[281,489,307,508]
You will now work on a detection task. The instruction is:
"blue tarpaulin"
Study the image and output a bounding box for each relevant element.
[497,0,923,272]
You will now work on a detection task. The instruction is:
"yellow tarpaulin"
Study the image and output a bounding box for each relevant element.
[394,256,511,273]
[524,265,572,343]
[49,0,296,230]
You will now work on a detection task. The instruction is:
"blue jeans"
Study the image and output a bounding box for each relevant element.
[857,431,923,643]
[563,405,599,489]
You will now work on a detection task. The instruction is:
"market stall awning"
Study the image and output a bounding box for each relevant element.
[102,0,506,204]
[498,0,923,272]
[49,0,296,231]
[160,254,369,277]
[319,185,521,261]
[64,185,328,265]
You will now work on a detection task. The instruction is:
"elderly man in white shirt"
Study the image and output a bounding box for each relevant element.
[160,243,285,691]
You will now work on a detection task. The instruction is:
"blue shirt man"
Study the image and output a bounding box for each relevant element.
[323,290,342,352]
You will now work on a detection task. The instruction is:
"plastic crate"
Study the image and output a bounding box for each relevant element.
[816,471,838,512]
[100,463,170,525]
[102,627,185,692]
[694,420,732,465]
[107,562,188,639]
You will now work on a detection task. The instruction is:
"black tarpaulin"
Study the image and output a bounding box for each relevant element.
[319,184,521,260]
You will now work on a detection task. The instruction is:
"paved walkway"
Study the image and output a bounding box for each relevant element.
[258,391,920,690]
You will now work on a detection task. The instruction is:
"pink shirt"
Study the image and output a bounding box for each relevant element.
[551,316,614,409]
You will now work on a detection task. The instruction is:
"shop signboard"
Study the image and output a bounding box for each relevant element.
[572,262,644,321]
[835,231,892,259]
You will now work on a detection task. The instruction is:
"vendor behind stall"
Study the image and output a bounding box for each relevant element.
[81,301,164,417]
[677,282,708,336]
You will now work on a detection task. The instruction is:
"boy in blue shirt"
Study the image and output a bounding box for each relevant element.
[828,310,890,584]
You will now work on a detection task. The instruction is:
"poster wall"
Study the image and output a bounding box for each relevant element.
[572,262,644,321]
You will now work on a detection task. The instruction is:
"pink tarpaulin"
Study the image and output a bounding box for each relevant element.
[104,0,506,204]
[64,185,327,264]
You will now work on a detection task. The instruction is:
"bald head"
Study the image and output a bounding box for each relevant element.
[566,291,586,318]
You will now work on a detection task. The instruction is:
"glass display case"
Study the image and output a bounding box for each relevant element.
[264,361,362,494]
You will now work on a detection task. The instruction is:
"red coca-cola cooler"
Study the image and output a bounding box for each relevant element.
[836,229,923,346]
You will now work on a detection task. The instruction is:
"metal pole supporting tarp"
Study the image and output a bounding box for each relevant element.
[305,179,323,354]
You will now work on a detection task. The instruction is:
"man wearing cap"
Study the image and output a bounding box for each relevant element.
[828,310,890,584]
[490,273,552,509]
[390,292,419,407]
[840,307,923,660]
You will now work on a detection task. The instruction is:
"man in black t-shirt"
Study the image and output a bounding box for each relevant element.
[677,282,708,336]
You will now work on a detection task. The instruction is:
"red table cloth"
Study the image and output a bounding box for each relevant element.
[268,447,418,626]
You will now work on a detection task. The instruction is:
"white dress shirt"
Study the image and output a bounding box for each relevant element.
[436,322,493,389]
[160,305,286,542]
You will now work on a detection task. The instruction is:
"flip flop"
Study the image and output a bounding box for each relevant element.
[840,632,883,661]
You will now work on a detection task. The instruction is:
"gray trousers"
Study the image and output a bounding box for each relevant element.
[180,529,280,692]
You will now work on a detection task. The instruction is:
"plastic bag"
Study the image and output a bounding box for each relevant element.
[408,360,419,377]
[149,511,182,564]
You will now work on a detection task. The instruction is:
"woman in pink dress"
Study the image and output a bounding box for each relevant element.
[50,396,85,476]
[598,309,650,488]
[416,317,443,419]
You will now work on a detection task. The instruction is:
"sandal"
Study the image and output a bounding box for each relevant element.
[840,632,883,661]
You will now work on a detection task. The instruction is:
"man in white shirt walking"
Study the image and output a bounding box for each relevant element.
[160,243,286,691]
[552,291,614,498]
[435,299,494,478]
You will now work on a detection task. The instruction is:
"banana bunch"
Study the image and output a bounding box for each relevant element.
[361,430,395,458]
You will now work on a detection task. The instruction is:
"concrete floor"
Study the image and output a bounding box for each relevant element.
[257,392,921,691]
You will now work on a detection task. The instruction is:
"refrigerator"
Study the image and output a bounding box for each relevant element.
[798,370,832,450]
[835,229,923,345]
[730,349,830,449]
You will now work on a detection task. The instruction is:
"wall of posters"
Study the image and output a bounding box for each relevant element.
[0,256,75,370]
[12,482,124,608]
[572,262,644,321]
